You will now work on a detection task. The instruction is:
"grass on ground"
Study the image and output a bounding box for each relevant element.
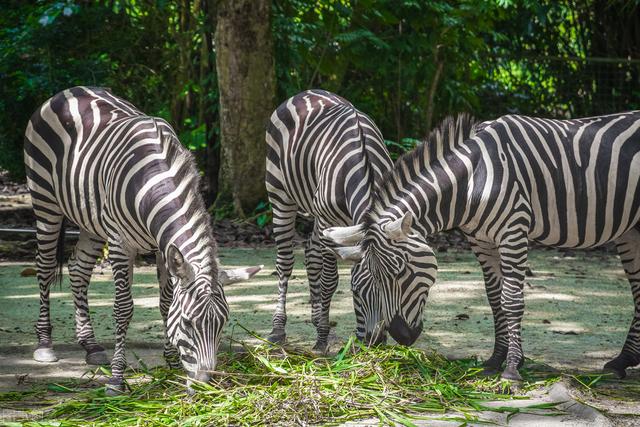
[0,333,617,427]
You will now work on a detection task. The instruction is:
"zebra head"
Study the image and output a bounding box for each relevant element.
[350,260,386,345]
[165,245,229,387]
[325,212,437,346]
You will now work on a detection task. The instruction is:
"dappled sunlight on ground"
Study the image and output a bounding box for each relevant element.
[0,246,636,390]
[527,291,579,301]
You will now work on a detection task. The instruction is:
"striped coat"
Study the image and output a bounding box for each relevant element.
[326,112,640,380]
[25,86,235,392]
[266,90,435,348]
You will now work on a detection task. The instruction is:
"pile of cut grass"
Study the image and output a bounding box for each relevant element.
[5,338,561,426]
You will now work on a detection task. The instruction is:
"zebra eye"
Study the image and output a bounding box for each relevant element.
[183,318,193,329]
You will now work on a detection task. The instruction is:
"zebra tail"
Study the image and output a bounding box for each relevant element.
[54,218,67,289]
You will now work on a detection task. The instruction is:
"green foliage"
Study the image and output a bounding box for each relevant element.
[273,0,505,141]
[1,0,639,215]
[385,137,421,160]
[249,200,272,228]
[0,1,175,179]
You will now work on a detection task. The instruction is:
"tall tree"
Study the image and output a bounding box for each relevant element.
[215,0,275,216]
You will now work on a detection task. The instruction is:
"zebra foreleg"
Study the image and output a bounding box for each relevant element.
[498,231,529,382]
[268,203,298,344]
[605,229,640,379]
[69,232,109,365]
[105,243,135,396]
[313,249,339,353]
[468,238,509,375]
[32,212,65,363]
[156,252,180,369]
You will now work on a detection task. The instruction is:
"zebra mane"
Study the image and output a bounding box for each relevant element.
[160,126,218,276]
[364,113,477,230]
[354,110,376,200]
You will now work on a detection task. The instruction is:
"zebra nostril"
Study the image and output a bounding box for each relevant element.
[363,320,387,346]
[193,370,211,383]
[388,314,422,346]
[364,332,385,346]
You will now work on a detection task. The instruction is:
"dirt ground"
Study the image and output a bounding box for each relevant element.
[1,247,640,424]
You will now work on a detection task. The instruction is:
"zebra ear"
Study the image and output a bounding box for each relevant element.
[219,265,263,286]
[167,245,195,285]
[382,212,413,240]
[323,224,364,245]
[333,245,363,263]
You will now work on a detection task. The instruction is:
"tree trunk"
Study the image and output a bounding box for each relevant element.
[171,0,194,132]
[215,0,275,216]
[202,0,219,206]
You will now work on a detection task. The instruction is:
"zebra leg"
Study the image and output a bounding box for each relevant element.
[105,243,135,395]
[32,211,65,363]
[468,238,508,375]
[69,232,109,365]
[498,232,529,382]
[305,228,323,329]
[604,228,640,379]
[156,251,180,368]
[267,202,298,344]
[313,247,339,353]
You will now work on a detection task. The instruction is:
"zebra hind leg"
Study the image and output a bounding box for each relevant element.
[604,228,640,379]
[33,211,65,363]
[69,232,109,366]
[268,202,298,344]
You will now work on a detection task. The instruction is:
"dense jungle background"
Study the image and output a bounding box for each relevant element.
[2,0,640,220]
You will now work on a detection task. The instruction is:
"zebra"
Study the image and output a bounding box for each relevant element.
[265,89,437,350]
[24,86,259,393]
[325,112,640,381]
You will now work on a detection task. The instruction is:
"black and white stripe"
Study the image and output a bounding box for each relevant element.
[326,112,640,380]
[24,86,232,392]
[265,90,407,349]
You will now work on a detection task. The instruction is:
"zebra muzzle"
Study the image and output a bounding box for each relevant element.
[388,314,423,346]
[364,320,387,346]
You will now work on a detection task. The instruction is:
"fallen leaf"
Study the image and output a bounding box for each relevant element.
[20,267,37,277]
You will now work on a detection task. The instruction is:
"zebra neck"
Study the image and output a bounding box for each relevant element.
[347,168,376,224]
[371,149,479,235]
[137,182,217,276]
[367,114,483,237]
[157,218,217,277]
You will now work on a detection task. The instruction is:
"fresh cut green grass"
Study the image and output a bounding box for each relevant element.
[1,335,578,427]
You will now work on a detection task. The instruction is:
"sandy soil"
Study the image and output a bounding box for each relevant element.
[1,247,639,423]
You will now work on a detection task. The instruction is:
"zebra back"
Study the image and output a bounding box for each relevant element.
[266,89,393,228]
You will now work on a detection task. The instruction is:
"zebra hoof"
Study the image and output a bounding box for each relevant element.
[603,360,627,379]
[267,330,286,345]
[33,346,58,363]
[501,366,523,382]
[480,366,501,377]
[86,350,109,366]
[312,341,329,354]
[105,380,125,396]
[603,365,626,379]
[603,353,639,379]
